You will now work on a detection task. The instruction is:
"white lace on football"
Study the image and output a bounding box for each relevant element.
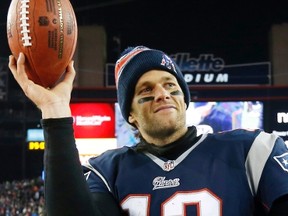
[20,0,32,47]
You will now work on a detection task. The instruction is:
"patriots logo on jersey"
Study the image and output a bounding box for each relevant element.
[274,152,288,172]
[152,176,180,190]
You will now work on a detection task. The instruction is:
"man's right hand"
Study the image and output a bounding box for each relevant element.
[8,52,75,119]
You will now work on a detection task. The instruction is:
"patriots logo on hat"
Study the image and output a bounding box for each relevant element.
[274,152,288,172]
[161,54,177,74]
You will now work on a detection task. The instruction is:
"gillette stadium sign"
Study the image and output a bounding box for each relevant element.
[105,52,271,86]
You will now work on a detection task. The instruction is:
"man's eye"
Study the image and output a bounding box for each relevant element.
[143,87,151,92]
[167,83,176,88]
[139,87,151,94]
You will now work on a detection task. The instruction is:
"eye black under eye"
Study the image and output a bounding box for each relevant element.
[171,90,183,96]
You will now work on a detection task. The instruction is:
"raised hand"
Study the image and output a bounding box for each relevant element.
[8,52,75,119]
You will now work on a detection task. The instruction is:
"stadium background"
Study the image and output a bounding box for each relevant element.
[0,0,288,182]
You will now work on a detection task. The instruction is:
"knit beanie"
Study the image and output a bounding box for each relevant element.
[115,46,190,123]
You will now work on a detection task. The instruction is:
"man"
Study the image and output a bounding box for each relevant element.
[9,46,288,215]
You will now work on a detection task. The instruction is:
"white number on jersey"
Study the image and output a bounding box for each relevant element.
[121,189,221,216]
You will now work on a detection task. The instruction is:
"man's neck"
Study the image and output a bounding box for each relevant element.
[136,126,200,160]
[142,126,188,147]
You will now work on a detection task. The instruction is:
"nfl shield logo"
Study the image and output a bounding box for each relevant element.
[163,160,175,171]
[274,152,288,172]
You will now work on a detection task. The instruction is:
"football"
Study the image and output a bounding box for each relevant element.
[7,0,78,88]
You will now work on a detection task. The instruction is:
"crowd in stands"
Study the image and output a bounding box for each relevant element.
[0,177,45,216]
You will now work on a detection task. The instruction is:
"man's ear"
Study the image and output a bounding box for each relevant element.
[128,114,136,125]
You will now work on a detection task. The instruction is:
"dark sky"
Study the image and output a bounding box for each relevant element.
[1,0,288,64]
[70,0,288,64]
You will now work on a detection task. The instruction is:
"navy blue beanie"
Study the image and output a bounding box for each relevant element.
[115,46,190,123]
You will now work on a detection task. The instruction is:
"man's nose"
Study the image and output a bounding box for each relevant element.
[154,85,171,101]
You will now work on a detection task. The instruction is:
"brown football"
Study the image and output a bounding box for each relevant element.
[7,0,78,88]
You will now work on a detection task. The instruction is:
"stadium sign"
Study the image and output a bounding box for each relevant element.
[105,53,271,86]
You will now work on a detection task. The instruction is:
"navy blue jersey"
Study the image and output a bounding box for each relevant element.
[83,129,288,216]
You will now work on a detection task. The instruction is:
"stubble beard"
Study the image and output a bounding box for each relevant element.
[143,112,186,140]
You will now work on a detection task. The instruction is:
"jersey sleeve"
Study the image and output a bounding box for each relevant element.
[83,163,113,193]
[256,133,288,208]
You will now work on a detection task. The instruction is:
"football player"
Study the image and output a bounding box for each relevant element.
[9,46,288,215]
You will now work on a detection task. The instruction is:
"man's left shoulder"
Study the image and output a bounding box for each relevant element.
[214,128,262,139]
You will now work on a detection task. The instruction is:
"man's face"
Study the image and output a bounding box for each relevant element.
[128,70,187,140]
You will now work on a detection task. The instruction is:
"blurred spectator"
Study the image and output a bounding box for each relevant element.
[0,177,45,216]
